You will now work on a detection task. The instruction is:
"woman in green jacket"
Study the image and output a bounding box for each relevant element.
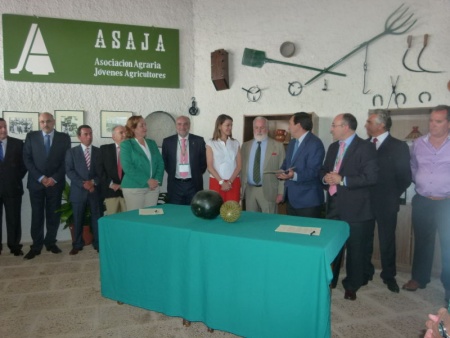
[120,115,164,211]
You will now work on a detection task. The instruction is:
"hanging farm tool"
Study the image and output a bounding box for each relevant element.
[402,35,422,72]
[362,44,371,94]
[403,34,444,73]
[304,3,417,86]
[241,48,346,77]
[387,76,406,109]
[417,34,443,73]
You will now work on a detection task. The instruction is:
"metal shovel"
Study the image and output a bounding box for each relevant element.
[242,48,346,77]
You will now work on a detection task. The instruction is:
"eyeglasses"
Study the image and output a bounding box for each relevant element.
[331,124,346,128]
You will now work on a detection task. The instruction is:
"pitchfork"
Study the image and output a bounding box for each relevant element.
[304,3,417,86]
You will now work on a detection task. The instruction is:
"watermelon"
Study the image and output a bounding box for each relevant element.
[191,190,223,219]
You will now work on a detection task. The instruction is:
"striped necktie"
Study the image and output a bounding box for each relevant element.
[84,147,91,170]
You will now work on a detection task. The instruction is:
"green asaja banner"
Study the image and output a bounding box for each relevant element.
[2,14,179,88]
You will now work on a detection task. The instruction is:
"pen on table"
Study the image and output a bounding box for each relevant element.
[310,231,316,236]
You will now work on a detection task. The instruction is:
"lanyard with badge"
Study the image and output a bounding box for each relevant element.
[178,139,189,176]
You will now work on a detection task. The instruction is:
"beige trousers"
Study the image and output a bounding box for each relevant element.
[122,187,160,211]
[104,197,127,215]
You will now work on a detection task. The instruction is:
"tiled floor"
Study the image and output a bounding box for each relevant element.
[0,241,445,338]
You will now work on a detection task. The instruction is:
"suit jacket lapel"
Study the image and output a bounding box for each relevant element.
[339,136,359,171]
[263,139,273,170]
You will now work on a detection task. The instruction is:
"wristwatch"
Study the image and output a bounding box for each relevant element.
[219,180,224,185]
[439,320,449,338]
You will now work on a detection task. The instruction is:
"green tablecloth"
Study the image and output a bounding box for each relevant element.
[99,204,349,338]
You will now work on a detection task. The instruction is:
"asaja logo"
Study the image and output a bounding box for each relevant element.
[10,23,54,75]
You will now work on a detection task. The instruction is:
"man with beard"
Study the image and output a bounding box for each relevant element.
[241,116,285,213]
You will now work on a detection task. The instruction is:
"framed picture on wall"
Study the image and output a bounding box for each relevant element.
[54,110,84,142]
[100,111,133,138]
[2,111,39,140]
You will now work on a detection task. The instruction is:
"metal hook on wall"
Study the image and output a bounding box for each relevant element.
[362,44,371,94]
[322,79,328,91]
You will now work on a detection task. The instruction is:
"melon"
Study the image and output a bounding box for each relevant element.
[220,201,241,223]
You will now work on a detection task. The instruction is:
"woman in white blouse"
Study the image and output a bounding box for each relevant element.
[206,114,241,202]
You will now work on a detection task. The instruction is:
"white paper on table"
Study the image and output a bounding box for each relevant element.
[275,225,321,236]
[139,208,164,216]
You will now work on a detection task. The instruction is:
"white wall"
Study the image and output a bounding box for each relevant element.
[1,0,449,245]
[193,0,449,146]
[0,0,195,244]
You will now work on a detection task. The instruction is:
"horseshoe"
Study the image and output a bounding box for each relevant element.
[419,91,432,103]
[395,93,407,107]
[372,94,383,107]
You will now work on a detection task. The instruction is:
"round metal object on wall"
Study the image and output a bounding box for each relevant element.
[145,111,176,147]
[280,42,296,58]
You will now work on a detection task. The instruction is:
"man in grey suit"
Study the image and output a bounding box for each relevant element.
[65,125,103,255]
[241,116,285,214]
[23,112,71,260]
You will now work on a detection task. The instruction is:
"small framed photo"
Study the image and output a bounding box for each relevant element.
[55,110,84,142]
[2,111,39,140]
[101,111,133,138]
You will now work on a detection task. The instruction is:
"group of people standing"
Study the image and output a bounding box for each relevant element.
[0,105,449,307]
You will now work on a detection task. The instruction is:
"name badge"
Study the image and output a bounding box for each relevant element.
[179,163,189,174]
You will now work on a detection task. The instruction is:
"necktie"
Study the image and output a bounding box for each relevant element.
[45,134,51,156]
[329,141,346,196]
[253,141,261,184]
[372,137,378,149]
[291,139,299,160]
[84,147,91,170]
[0,140,3,162]
[180,138,188,178]
[117,146,122,180]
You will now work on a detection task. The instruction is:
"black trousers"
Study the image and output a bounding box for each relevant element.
[28,186,63,251]
[327,195,375,291]
[168,179,197,205]
[368,207,399,281]
[0,196,23,252]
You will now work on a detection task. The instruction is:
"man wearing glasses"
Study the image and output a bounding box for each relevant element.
[321,113,378,301]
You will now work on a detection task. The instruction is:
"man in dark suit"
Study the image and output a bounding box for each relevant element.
[0,118,27,256]
[277,112,325,218]
[365,110,412,293]
[23,112,71,259]
[321,113,378,300]
[65,125,102,255]
[100,125,126,215]
[162,116,207,205]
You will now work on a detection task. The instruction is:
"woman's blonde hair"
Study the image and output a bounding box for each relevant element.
[212,114,234,140]
[125,115,144,138]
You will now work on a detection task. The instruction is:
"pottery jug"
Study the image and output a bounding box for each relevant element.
[275,129,287,143]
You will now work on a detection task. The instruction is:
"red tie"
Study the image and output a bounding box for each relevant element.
[117,146,122,180]
[329,141,345,196]
[372,138,378,147]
